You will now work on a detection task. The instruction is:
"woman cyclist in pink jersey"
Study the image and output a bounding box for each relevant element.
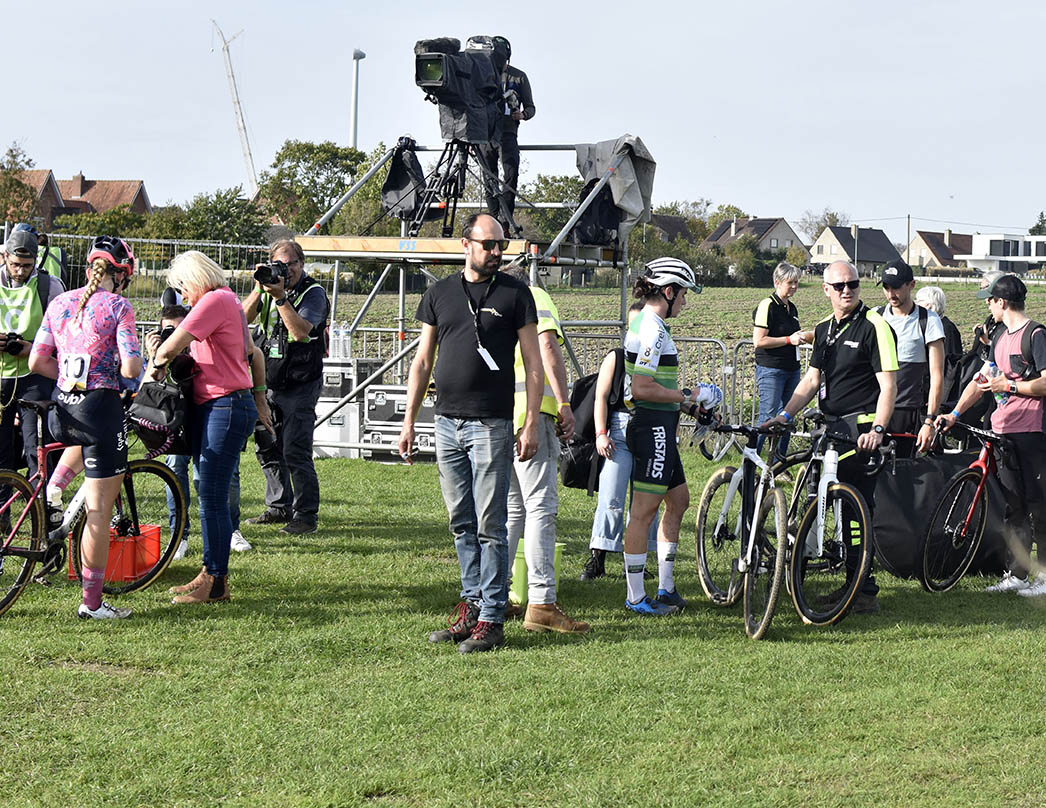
[29,236,142,620]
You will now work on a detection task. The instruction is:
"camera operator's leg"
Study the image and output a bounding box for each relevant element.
[500,130,520,220]
[476,143,502,218]
[278,377,321,535]
[247,395,291,525]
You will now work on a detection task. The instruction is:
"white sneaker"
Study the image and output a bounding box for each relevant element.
[985,573,1030,593]
[173,539,189,560]
[78,600,132,620]
[1018,576,1046,597]
[230,530,252,552]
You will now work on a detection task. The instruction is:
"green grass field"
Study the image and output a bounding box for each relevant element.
[5,283,1046,807]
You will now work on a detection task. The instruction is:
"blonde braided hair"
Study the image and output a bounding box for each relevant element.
[75,258,110,320]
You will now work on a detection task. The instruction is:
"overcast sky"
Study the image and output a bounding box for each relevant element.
[17,0,1044,245]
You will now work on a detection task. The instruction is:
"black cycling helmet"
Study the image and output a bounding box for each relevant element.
[86,235,135,276]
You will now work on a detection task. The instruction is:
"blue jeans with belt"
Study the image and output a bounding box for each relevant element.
[434,414,513,623]
[755,365,801,459]
[192,390,257,578]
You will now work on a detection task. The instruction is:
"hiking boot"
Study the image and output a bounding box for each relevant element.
[281,521,317,535]
[168,566,208,595]
[655,588,688,609]
[986,572,1030,593]
[504,602,525,620]
[428,600,479,643]
[625,596,679,616]
[171,573,230,605]
[458,621,505,654]
[229,530,252,552]
[523,603,590,634]
[851,592,881,615]
[579,549,606,581]
[246,508,290,525]
[78,600,132,620]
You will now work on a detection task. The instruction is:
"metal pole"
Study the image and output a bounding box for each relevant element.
[347,262,394,335]
[397,221,407,382]
[331,260,341,324]
[304,146,396,235]
[350,49,366,149]
[541,151,628,261]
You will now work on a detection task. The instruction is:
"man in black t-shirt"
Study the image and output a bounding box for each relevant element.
[767,260,897,614]
[399,213,542,653]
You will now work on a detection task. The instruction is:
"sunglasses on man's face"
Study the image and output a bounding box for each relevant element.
[467,238,510,252]
[827,280,860,292]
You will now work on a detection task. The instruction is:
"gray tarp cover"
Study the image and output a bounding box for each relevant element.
[574,135,656,245]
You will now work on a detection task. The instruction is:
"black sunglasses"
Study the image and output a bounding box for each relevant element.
[467,238,510,251]
[828,280,860,292]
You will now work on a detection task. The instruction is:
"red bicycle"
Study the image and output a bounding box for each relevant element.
[920,421,1002,592]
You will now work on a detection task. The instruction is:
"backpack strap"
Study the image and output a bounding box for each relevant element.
[1020,320,1045,379]
[36,271,52,312]
[917,304,928,343]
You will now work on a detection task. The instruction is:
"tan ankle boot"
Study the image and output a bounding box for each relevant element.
[171,574,230,605]
[523,603,590,634]
[168,566,208,595]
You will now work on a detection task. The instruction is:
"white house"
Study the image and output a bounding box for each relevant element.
[952,233,1046,274]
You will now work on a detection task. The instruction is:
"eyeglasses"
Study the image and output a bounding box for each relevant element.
[827,280,860,292]
[467,238,510,252]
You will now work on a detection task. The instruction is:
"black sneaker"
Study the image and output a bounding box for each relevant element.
[246,508,291,525]
[852,593,881,615]
[459,620,505,654]
[579,549,606,581]
[281,520,317,535]
[428,600,480,644]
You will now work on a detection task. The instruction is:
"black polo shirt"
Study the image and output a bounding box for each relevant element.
[810,301,898,417]
[753,293,801,371]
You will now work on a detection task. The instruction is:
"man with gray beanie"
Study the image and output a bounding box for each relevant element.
[0,229,64,476]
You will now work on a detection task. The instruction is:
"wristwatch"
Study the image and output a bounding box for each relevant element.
[872,425,885,435]
[275,297,289,307]
[680,387,693,402]
[1009,381,1018,395]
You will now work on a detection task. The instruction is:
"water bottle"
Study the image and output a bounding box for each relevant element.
[330,323,342,358]
[981,362,1009,406]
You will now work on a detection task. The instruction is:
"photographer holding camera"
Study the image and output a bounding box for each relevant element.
[483,36,534,227]
[242,239,330,535]
[0,229,64,479]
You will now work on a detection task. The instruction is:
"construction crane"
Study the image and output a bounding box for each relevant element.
[211,20,259,197]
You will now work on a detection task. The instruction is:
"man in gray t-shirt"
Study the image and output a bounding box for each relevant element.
[878,259,945,456]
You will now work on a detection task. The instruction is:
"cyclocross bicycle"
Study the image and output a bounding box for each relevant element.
[0,398,188,617]
[920,421,1002,593]
[695,422,789,639]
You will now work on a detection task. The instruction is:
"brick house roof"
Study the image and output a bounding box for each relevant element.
[701,217,785,249]
[916,230,973,267]
[57,172,152,215]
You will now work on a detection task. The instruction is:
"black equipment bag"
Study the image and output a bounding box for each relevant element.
[569,178,621,246]
[560,440,603,496]
[560,348,625,495]
[381,140,439,221]
[128,354,196,456]
[872,451,1006,579]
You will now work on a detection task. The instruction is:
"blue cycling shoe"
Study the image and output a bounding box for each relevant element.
[625,596,680,616]
[656,588,689,608]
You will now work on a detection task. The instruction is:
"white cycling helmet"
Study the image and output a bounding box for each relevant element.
[642,257,698,290]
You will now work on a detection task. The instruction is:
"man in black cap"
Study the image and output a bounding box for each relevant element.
[0,229,63,476]
[938,274,1046,594]
[876,259,946,457]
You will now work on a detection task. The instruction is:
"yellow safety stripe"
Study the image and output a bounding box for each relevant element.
[754,297,772,329]
[865,309,899,372]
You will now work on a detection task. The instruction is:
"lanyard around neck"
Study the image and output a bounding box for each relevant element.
[461,271,497,350]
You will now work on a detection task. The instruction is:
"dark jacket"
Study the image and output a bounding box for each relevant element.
[501,65,535,134]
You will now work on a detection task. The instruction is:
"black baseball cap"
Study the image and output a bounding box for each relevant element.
[879,259,914,288]
[977,273,1027,303]
[3,230,38,259]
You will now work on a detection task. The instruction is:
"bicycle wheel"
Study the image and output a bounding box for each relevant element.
[0,470,43,617]
[743,486,788,639]
[696,466,743,606]
[921,468,987,593]
[788,481,872,626]
[71,459,186,595]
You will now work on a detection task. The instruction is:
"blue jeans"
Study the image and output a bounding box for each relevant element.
[755,365,801,459]
[192,390,257,577]
[166,453,242,540]
[589,410,658,553]
[434,414,513,623]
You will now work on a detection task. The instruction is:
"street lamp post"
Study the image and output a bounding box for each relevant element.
[350,48,366,149]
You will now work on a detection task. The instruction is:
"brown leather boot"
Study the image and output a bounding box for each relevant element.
[523,603,590,634]
[168,566,208,595]
[171,573,230,605]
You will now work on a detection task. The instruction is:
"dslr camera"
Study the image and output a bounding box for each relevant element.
[254,260,291,286]
[154,325,177,345]
[3,332,22,355]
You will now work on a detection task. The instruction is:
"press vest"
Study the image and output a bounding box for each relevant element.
[259,275,328,391]
[0,275,44,378]
[512,286,561,432]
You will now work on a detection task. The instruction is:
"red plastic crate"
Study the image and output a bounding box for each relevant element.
[67,524,162,582]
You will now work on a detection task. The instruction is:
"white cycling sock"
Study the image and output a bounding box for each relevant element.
[624,552,647,603]
[658,541,677,593]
